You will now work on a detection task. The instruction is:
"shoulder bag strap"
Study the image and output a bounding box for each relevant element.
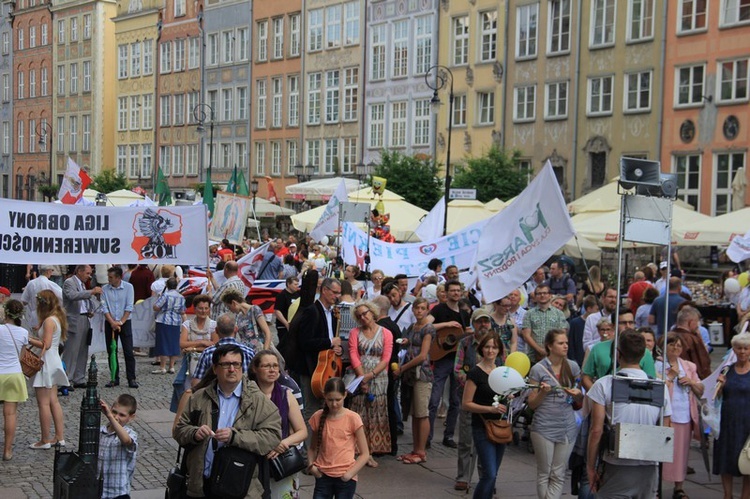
[6,325,21,358]
[393,302,411,325]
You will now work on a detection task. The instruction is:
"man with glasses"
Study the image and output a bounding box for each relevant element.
[297,277,341,418]
[191,313,255,388]
[582,288,619,351]
[522,285,569,364]
[174,344,282,498]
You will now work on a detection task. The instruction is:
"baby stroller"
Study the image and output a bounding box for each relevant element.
[509,388,534,453]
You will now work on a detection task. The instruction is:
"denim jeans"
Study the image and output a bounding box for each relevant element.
[428,356,460,442]
[472,426,506,499]
[313,474,357,499]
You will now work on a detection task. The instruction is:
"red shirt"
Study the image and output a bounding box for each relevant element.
[217,247,235,262]
[627,280,653,314]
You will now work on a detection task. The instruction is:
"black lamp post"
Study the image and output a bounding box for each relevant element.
[295,163,313,183]
[193,103,215,183]
[250,178,259,238]
[355,160,374,185]
[37,121,53,201]
[425,65,454,236]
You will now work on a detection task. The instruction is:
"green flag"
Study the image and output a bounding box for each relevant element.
[154,166,172,206]
[237,169,249,196]
[227,165,238,194]
[203,169,215,217]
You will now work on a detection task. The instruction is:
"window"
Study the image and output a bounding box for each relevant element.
[208,90,217,115]
[129,145,140,178]
[514,86,536,121]
[160,95,171,127]
[174,94,184,125]
[58,20,65,44]
[41,24,48,45]
[256,79,266,128]
[272,18,283,59]
[480,11,498,62]
[290,13,301,56]
[415,17,433,75]
[174,39,185,71]
[2,121,9,154]
[714,152,746,215]
[256,21,267,61]
[29,70,36,98]
[222,31,233,64]
[189,37,200,68]
[721,0,750,26]
[30,26,36,48]
[159,146,171,175]
[69,116,77,151]
[82,115,90,151]
[343,68,358,122]
[117,146,127,176]
[323,139,338,174]
[628,0,654,41]
[17,119,23,154]
[118,44,128,79]
[57,65,64,95]
[478,91,496,124]
[453,94,467,126]
[173,146,184,176]
[131,42,142,77]
[452,16,469,65]
[1,74,8,101]
[673,154,700,210]
[308,9,323,51]
[207,34,218,66]
[56,117,64,152]
[70,63,78,94]
[625,71,652,112]
[370,25,386,80]
[305,140,320,172]
[29,120,36,153]
[143,41,153,75]
[287,140,299,175]
[15,71,22,98]
[142,94,153,129]
[679,0,707,32]
[325,70,340,123]
[369,104,385,148]
[517,4,538,59]
[344,2,359,45]
[676,65,705,106]
[255,142,266,175]
[414,99,430,146]
[160,42,171,74]
[83,14,91,39]
[185,144,197,176]
[545,82,568,119]
[272,78,282,127]
[234,142,245,172]
[326,5,342,48]
[549,0,571,54]
[588,75,613,115]
[222,89,233,122]
[391,102,407,147]
[237,87,247,121]
[307,73,321,125]
[118,97,128,130]
[288,75,299,126]
[271,141,281,175]
[18,27,23,51]
[591,0,615,46]
[2,32,9,54]
[392,20,408,78]
[70,17,78,42]
[719,58,749,102]
[82,62,90,92]
[174,0,185,17]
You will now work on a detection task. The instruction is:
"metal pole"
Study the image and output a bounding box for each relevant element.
[444,88,453,236]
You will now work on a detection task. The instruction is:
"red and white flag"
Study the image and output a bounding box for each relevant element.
[237,241,271,289]
[58,157,92,204]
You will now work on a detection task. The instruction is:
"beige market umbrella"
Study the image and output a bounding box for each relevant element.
[250,197,295,218]
[568,177,695,215]
[676,207,750,246]
[485,198,507,212]
[557,235,602,260]
[446,200,496,234]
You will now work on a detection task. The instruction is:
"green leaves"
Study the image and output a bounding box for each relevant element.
[452,147,528,203]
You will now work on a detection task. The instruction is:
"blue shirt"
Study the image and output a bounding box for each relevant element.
[649,293,685,337]
[99,424,137,498]
[192,338,255,382]
[155,289,186,326]
[203,381,243,477]
[101,280,134,321]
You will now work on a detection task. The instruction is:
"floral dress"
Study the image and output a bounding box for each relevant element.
[235,305,266,353]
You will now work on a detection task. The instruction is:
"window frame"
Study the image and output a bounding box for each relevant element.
[544,81,569,120]
[587,75,614,116]
[624,70,652,113]
[516,3,539,60]
[513,85,536,122]
[590,0,616,48]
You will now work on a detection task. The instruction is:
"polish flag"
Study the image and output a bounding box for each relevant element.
[58,157,92,204]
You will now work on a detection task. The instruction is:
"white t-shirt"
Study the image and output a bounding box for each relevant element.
[388,302,416,334]
[654,360,690,424]
[0,324,28,374]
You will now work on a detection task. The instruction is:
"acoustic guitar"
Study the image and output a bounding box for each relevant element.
[311,306,342,399]
[429,325,471,362]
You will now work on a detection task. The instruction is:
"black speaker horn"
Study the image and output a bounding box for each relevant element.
[619,157,661,190]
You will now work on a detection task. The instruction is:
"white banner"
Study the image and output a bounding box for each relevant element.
[415,197,446,242]
[340,218,488,276]
[477,163,575,303]
[310,178,349,242]
[727,230,750,263]
[237,241,271,289]
[0,199,208,265]
[89,297,157,353]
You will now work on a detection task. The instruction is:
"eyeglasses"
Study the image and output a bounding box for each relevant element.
[258,363,280,370]
[216,362,242,370]
[324,286,342,296]
[356,310,370,319]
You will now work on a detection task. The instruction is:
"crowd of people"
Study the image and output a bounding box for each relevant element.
[0,233,749,499]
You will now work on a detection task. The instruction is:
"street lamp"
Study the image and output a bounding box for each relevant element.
[355,161,374,185]
[250,178,260,239]
[295,163,313,183]
[193,103,215,183]
[425,65,454,236]
[37,121,53,201]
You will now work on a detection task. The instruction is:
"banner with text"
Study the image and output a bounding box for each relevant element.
[0,199,209,265]
[477,163,575,303]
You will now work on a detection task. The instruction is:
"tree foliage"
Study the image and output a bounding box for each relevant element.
[452,147,528,203]
[372,151,442,211]
[90,169,132,193]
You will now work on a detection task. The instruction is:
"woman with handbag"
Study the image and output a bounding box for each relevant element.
[655,333,704,499]
[222,289,272,352]
[0,300,30,460]
[252,350,307,499]
[527,329,583,499]
[461,331,508,499]
[30,290,69,450]
[348,300,393,468]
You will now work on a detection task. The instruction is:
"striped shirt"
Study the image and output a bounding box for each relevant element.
[192,337,255,382]
[155,289,186,326]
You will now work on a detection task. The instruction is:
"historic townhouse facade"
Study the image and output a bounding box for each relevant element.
[112,0,160,191]
[0,0,13,198]
[155,0,202,192]
[11,0,53,200]
[662,0,750,216]
[204,0,252,188]
[251,0,302,206]
[52,0,117,181]
[435,0,505,176]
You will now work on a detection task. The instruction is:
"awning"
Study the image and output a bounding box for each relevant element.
[285,177,362,201]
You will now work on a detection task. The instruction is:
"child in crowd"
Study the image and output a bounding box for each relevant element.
[308,378,369,499]
[99,394,138,499]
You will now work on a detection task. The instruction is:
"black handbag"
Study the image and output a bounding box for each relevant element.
[269,446,306,481]
[165,447,188,499]
[207,445,268,499]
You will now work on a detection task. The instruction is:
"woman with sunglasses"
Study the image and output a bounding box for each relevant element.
[348,300,393,468]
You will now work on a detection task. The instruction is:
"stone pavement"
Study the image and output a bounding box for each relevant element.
[0,349,738,498]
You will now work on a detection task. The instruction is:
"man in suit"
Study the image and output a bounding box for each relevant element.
[297,277,341,419]
[62,265,102,389]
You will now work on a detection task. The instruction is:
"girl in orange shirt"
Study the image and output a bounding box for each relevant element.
[308,378,369,499]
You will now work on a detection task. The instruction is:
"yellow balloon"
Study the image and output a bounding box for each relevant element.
[702,279,714,286]
[135,299,144,305]
[287,298,300,322]
[740,272,749,289]
[505,352,531,378]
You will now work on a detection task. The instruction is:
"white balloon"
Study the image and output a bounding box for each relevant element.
[725,277,741,294]
[319,236,329,245]
[488,366,526,395]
